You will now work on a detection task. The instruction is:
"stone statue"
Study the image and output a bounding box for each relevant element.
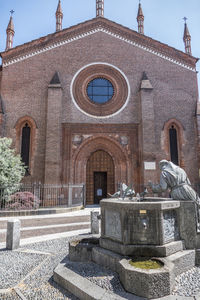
[148,160,199,202]
[148,160,200,230]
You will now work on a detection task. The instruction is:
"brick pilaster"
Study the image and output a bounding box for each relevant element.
[44,75,62,184]
[139,72,157,186]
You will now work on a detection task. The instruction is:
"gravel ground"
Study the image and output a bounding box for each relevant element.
[0,237,79,300]
[0,250,46,289]
[1,236,200,299]
[0,291,21,300]
[172,266,200,296]
[66,261,126,295]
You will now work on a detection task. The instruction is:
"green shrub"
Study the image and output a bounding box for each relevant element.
[0,138,25,207]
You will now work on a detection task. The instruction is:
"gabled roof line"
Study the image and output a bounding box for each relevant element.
[2,26,196,72]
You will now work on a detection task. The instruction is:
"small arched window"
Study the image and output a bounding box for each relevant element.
[21,123,31,171]
[169,125,179,165]
[15,116,37,176]
[162,119,184,167]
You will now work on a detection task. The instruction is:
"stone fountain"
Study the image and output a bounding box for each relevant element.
[54,196,200,299]
[53,162,200,299]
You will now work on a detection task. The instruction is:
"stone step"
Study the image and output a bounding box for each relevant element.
[0,206,82,217]
[100,238,184,257]
[0,215,90,229]
[0,223,90,242]
[167,249,195,276]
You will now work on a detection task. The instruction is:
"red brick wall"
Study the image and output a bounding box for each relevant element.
[0,28,199,186]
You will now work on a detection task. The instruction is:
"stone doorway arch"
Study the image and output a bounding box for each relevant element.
[72,136,130,205]
[86,150,115,205]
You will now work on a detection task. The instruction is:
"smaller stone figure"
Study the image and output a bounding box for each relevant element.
[140,187,148,200]
[108,183,135,200]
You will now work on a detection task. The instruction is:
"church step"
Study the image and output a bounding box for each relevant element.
[0,215,90,229]
[0,222,90,242]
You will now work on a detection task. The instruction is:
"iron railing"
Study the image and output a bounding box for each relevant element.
[0,183,85,210]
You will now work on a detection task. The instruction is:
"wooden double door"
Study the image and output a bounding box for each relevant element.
[86,150,115,205]
[94,172,107,204]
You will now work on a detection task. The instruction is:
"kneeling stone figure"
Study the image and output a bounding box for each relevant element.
[149,160,200,230]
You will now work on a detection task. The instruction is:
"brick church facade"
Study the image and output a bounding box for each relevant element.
[0,1,199,204]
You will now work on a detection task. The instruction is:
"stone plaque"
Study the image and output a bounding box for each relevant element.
[144,162,156,170]
[105,210,122,240]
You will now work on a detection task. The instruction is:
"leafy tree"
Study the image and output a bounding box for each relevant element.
[0,138,25,207]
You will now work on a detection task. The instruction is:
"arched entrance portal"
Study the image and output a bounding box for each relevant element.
[86,150,115,205]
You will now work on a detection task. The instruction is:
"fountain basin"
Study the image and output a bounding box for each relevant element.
[100,198,180,256]
[119,257,174,299]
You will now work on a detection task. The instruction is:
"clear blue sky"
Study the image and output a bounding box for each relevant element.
[0,0,199,94]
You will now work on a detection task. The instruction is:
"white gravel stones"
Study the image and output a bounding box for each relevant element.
[0,251,46,288]
[172,266,200,296]
[0,291,21,300]
[0,237,78,300]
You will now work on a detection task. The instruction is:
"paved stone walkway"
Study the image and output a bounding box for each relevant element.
[0,207,96,247]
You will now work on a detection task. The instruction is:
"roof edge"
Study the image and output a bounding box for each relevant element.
[1,17,198,68]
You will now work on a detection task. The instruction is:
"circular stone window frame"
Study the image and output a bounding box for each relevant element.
[70,62,130,118]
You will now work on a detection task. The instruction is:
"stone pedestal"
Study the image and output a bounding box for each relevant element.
[6,219,21,250]
[91,211,100,234]
[100,198,180,256]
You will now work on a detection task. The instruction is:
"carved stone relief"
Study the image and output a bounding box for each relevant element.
[105,209,122,240]
[163,210,179,243]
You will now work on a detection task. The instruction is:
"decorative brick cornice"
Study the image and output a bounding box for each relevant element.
[1,17,198,71]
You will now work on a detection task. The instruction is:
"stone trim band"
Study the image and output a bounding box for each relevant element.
[2,27,196,72]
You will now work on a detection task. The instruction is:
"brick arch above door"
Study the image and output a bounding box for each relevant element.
[72,136,130,191]
[86,150,115,205]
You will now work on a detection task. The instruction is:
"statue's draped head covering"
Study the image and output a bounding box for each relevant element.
[159,160,187,181]
[159,160,171,170]
[159,160,179,175]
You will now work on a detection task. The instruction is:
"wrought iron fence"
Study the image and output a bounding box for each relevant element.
[1,182,199,211]
[0,183,85,210]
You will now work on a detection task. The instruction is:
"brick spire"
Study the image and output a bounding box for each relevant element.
[183,17,192,55]
[56,0,63,32]
[137,1,144,34]
[6,12,15,50]
[96,0,104,17]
